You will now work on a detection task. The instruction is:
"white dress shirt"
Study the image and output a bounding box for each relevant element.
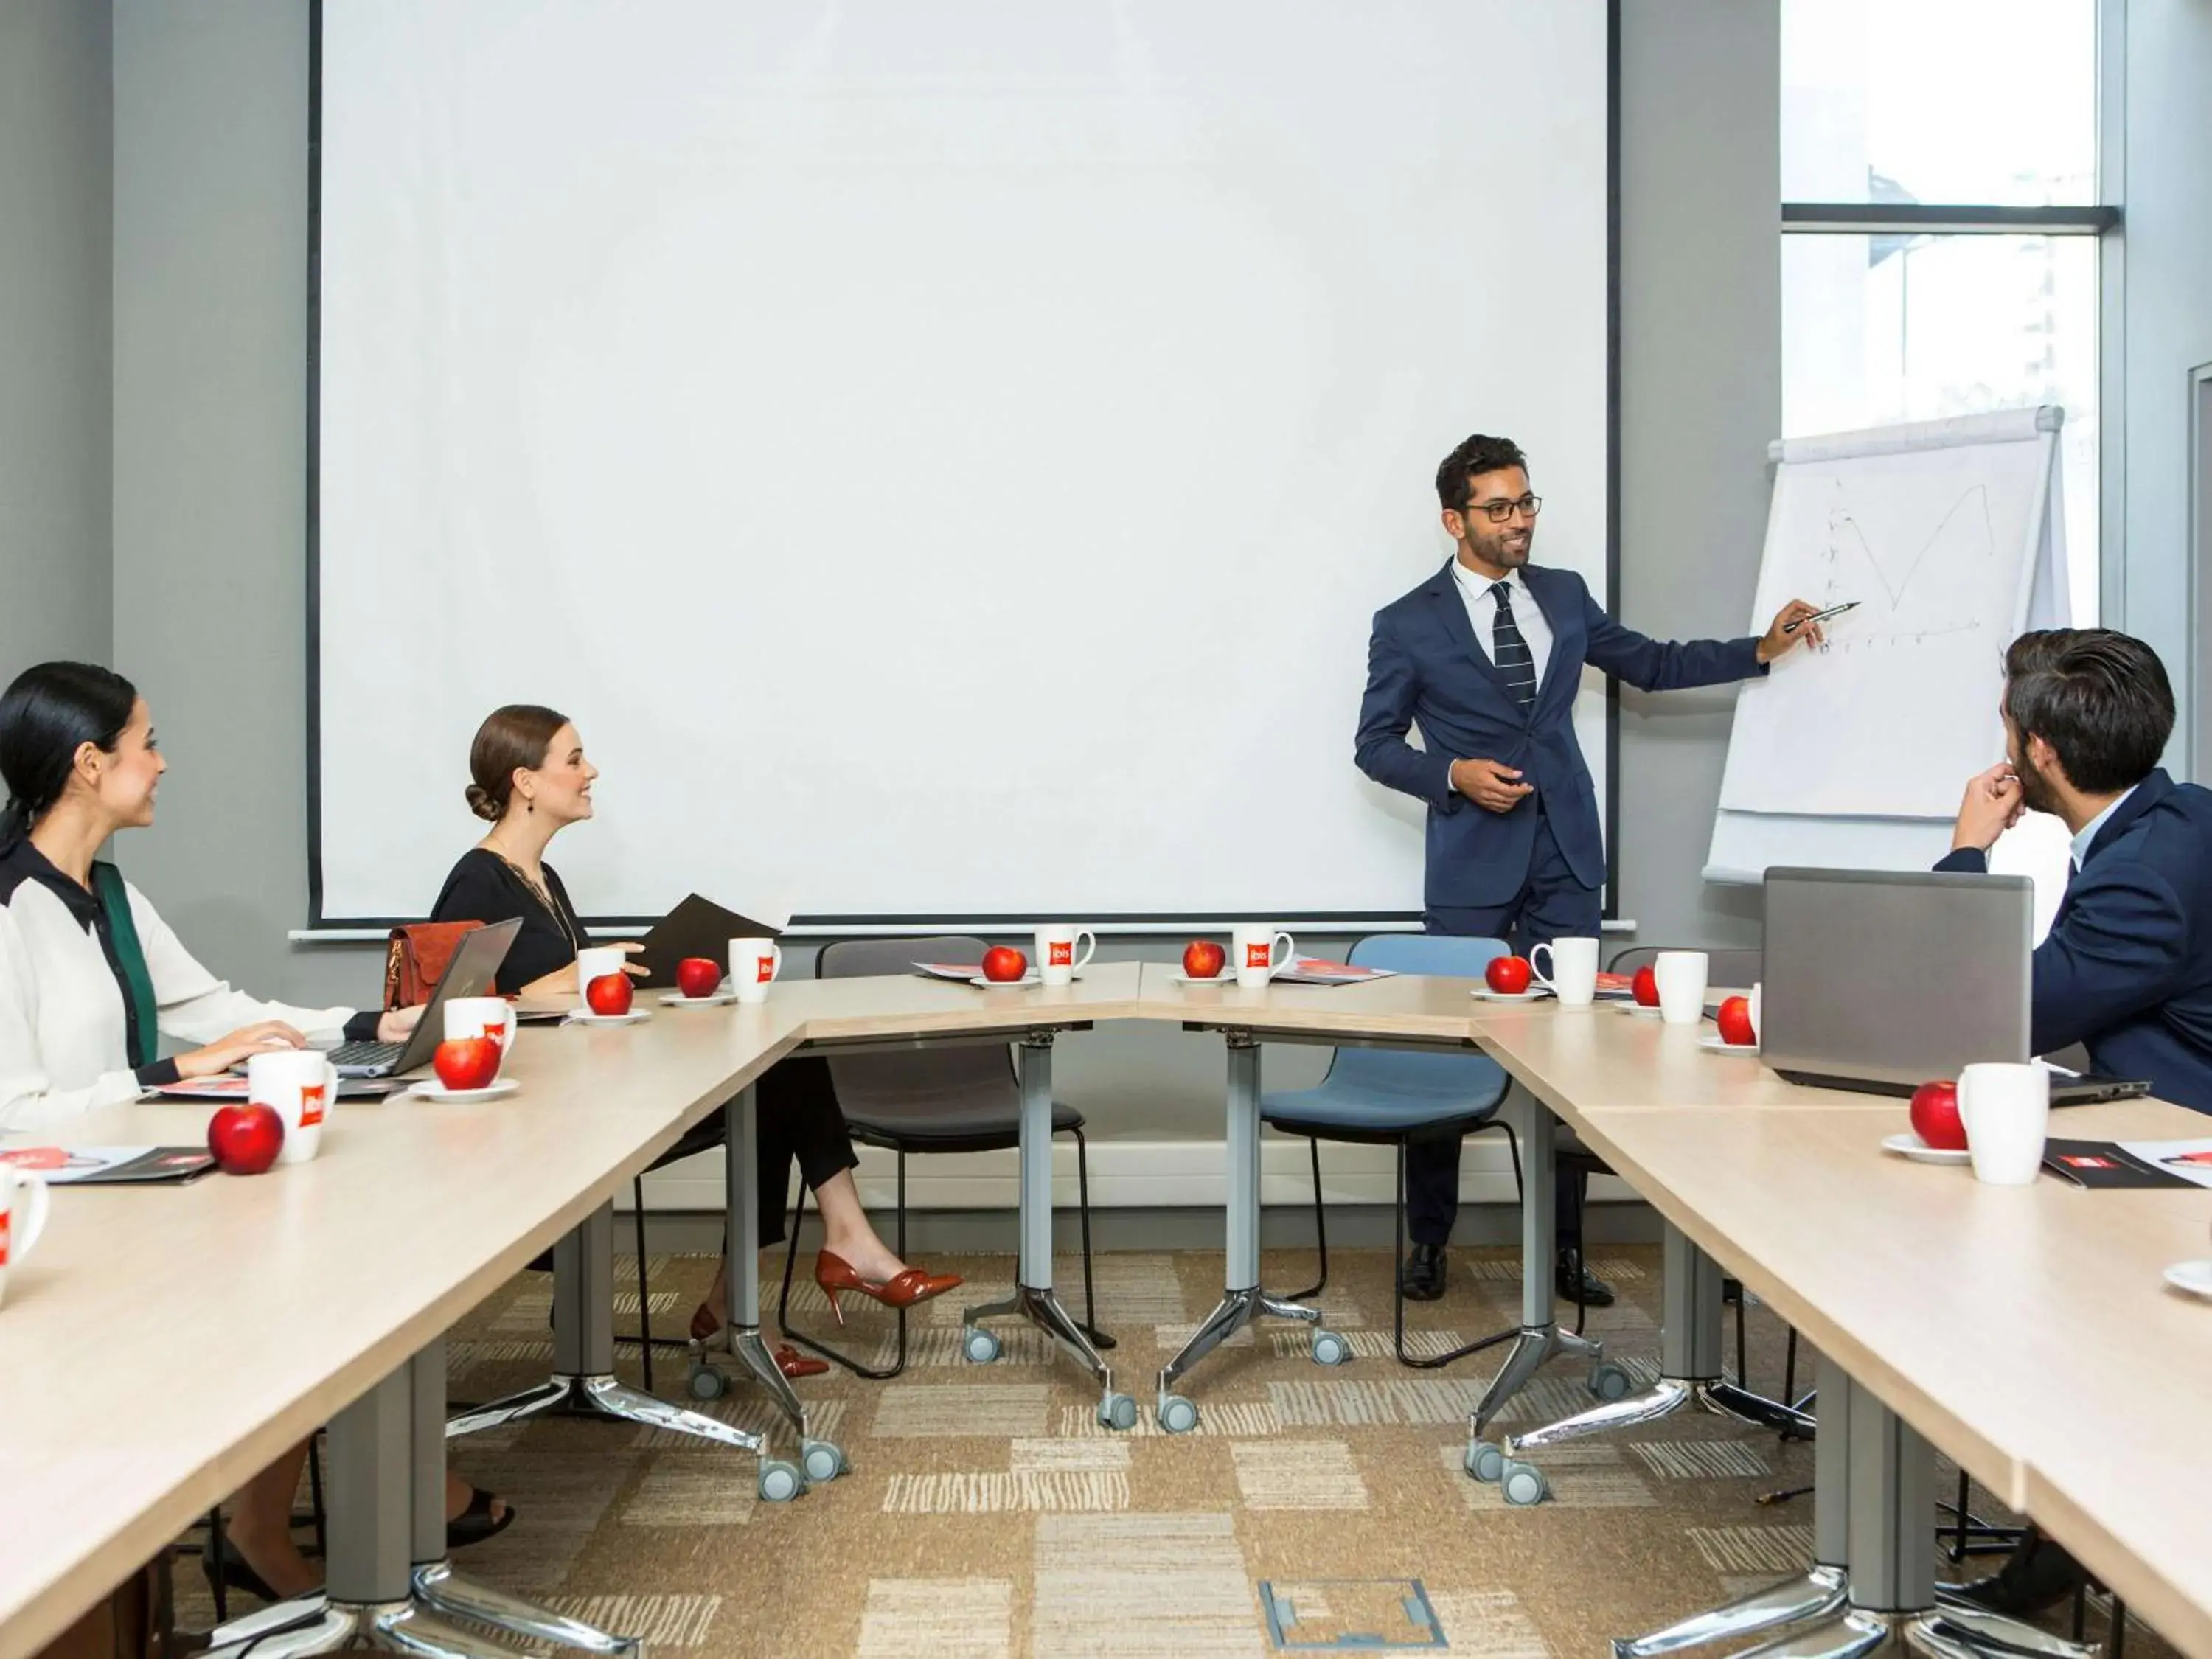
[2070,785,2138,872]
[1451,560,1554,694]
[0,842,357,1132]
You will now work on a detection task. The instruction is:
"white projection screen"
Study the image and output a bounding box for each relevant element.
[313,1,1613,927]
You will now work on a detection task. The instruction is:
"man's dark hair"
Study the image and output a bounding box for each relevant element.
[1435,434,1529,510]
[2002,627,2174,794]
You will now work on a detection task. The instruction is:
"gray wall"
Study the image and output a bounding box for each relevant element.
[1613,1,1780,951]
[2118,0,2212,762]
[0,0,112,675]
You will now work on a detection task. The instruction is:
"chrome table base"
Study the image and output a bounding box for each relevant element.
[960,1037,1139,1428]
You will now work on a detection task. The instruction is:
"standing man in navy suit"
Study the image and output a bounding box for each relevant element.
[1355,433,1823,1305]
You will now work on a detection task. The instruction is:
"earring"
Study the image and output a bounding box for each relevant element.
[526,799,535,814]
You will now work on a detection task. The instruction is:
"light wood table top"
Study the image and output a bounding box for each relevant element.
[1135,961,1492,1046]
[0,964,1145,1659]
[1555,1097,2212,1655]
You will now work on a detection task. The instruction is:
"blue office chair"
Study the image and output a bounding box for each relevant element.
[1261,933,1524,1369]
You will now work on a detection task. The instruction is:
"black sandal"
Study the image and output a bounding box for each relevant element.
[447,1486,517,1551]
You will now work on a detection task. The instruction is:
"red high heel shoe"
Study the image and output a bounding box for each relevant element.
[814,1251,963,1325]
[690,1302,828,1379]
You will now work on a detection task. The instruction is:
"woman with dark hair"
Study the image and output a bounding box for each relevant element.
[0,662,512,1601]
[431,706,961,1375]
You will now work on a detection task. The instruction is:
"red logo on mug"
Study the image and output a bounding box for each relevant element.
[300,1084,327,1129]
[0,1211,11,1267]
[478,1022,508,1051]
[1049,942,1073,967]
[1245,942,1272,967]
[754,957,775,983]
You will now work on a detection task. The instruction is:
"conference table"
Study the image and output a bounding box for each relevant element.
[1,964,2208,1659]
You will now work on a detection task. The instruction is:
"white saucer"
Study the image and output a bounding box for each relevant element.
[1881,1130,1971,1166]
[1172,972,1235,986]
[1470,987,1550,1003]
[1698,1036,1760,1054]
[2160,1259,2212,1301]
[566,1009,653,1026]
[407,1077,520,1104]
[1616,1004,1666,1018]
[968,975,1043,989]
[659,990,738,1008]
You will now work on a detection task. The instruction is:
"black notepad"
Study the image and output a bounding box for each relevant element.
[2041,1139,2197,1189]
[3,1147,220,1186]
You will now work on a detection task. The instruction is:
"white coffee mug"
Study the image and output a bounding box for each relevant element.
[731,937,782,1005]
[1529,936,1600,1007]
[575,945,625,1004]
[1749,981,1763,1043]
[0,1161,52,1311]
[1653,950,1709,1027]
[443,995,516,1074]
[251,1048,336,1165]
[1957,1062,2051,1186]
[1034,925,1096,988]
[1231,925,1294,990]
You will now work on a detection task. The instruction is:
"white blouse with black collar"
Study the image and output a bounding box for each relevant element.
[0,841,365,1133]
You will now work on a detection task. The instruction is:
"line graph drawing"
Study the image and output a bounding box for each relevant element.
[1809,481,1999,653]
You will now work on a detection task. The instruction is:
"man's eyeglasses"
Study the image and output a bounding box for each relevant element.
[1458,494,1543,524]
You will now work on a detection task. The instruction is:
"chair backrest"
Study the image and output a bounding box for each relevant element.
[1607,944,1763,990]
[1316,934,1512,1110]
[815,936,1020,1117]
[383,920,483,1011]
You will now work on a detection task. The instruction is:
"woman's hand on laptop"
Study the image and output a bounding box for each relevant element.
[175,1020,308,1079]
[376,1005,425,1045]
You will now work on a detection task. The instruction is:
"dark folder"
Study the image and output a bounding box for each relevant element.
[633,894,785,989]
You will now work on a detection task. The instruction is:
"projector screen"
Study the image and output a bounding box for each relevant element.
[312,0,1613,927]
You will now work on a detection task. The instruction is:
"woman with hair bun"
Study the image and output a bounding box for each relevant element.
[430,706,961,1378]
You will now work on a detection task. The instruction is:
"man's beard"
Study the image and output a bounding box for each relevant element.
[2016,753,2064,816]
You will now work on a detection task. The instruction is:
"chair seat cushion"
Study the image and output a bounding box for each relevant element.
[846,1100,1083,1149]
[1261,1085,1500,1137]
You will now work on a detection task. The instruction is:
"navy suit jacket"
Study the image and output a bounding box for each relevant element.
[1935,768,2212,1115]
[1355,561,1764,908]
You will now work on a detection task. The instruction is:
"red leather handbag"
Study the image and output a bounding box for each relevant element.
[383,921,483,1011]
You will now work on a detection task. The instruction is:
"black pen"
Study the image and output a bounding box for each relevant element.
[1784,599,1860,635]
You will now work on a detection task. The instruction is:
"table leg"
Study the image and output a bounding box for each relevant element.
[1500,1225,1815,1470]
[446,1203,784,1492]
[1610,1351,2095,1659]
[209,1357,625,1659]
[961,1036,1135,1429]
[1154,1036,1352,1433]
[1462,1099,1605,1466]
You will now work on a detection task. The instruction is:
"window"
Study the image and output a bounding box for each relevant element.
[1781,0,2111,625]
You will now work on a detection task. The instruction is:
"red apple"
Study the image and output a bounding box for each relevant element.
[1632,964,1660,1006]
[585,973,634,1016]
[1910,1080,1966,1151]
[675,956,723,999]
[1717,995,1756,1047]
[1183,939,1226,979]
[981,945,1029,983]
[1485,955,1533,995]
[434,1037,502,1091]
[207,1102,284,1175]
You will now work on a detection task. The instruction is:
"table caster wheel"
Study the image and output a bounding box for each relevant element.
[1157,1394,1200,1435]
[1500,1460,1549,1506]
[1310,1329,1351,1366]
[686,1363,728,1401]
[1587,1361,1631,1402]
[758,1460,804,1503]
[1466,1441,1504,1483]
[801,1439,846,1483]
[1098,1392,1138,1431]
[963,1327,1001,1364]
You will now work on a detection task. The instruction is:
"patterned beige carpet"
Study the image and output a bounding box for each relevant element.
[175,1245,2165,1655]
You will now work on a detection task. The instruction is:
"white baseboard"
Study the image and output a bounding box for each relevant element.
[619,1135,1633,1212]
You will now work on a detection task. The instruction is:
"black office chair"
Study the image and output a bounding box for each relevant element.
[774,935,1112,1378]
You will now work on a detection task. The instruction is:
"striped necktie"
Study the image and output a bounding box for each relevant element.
[1490,581,1537,709]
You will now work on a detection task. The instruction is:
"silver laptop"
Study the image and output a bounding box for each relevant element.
[1761,867,2148,1103]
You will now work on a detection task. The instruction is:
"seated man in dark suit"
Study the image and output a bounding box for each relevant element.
[1939,626,2212,1615]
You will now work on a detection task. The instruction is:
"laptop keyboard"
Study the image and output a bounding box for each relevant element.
[327,1039,403,1074]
